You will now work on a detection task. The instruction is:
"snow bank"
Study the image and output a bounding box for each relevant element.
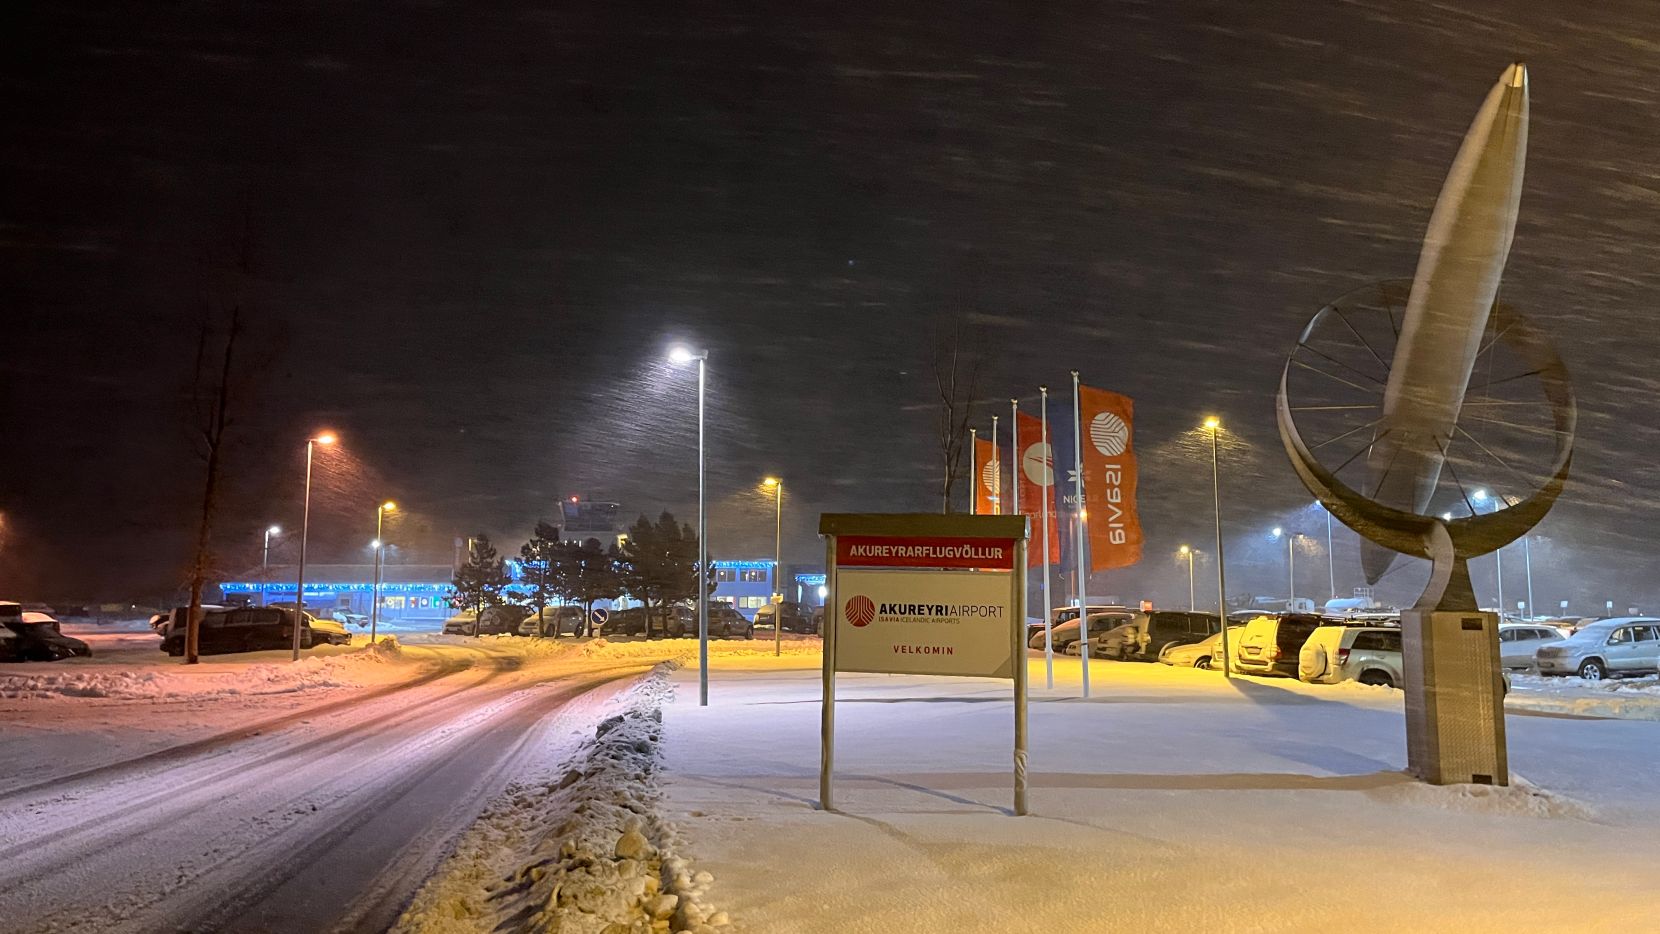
[1506,672,1660,721]
[0,639,408,700]
[1365,773,1596,820]
[395,665,726,934]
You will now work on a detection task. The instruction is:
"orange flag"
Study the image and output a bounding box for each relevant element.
[1015,411,1062,567]
[1079,384,1143,570]
[972,436,999,515]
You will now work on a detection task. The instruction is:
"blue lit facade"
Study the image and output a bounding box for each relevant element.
[712,560,826,618]
[220,564,456,622]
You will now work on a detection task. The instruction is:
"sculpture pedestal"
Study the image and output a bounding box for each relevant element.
[1401,609,1509,786]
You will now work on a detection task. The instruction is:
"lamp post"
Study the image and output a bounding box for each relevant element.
[670,345,710,706]
[1179,545,1196,611]
[1271,527,1302,610]
[262,526,281,606]
[1472,489,1505,615]
[1318,501,1336,601]
[371,501,395,644]
[763,477,782,658]
[1204,417,1231,677]
[293,432,336,661]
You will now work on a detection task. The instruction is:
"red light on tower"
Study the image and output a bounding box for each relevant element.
[569,495,579,503]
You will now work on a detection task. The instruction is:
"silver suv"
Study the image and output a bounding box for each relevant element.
[1497,622,1565,670]
[1299,625,1402,687]
[1535,618,1660,680]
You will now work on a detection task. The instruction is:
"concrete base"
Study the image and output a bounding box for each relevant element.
[1401,609,1508,786]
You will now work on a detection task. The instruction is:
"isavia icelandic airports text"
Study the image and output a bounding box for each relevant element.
[878,603,1005,618]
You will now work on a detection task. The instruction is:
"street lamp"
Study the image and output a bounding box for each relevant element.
[293,432,336,661]
[262,526,281,606]
[669,345,710,705]
[763,477,783,657]
[1179,545,1196,611]
[1203,416,1231,677]
[1471,489,1506,615]
[1316,501,1335,601]
[371,501,395,644]
[1271,527,1303,610]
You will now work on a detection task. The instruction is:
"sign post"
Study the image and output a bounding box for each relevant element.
[818,513,1030,816]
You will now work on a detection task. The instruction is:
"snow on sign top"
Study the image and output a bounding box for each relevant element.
[835,536,1015,570]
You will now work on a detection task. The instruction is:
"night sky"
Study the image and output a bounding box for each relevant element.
[5,1,1659,609]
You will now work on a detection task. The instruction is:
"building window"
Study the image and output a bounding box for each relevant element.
[739,596,767,610]
[739,569,768,583]
[716,568,737,582]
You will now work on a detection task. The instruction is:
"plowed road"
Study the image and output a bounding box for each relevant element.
[0,642,656,933]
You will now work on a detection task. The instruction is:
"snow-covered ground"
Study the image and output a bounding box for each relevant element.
[660,651,1660,932]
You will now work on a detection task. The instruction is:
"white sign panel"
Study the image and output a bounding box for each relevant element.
[833,568,1014,678]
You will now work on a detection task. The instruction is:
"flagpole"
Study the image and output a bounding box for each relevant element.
[1009,399,1020,517]
[1010,398,1025,694]
[969,428,979,515]
[991,414,1001,516]
[1072,370,1090,699]
[1039,387,1054,689]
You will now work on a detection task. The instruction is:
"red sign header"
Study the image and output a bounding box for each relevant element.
[836,536,1015,570]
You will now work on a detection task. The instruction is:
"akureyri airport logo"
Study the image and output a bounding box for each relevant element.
[845,595,876,627]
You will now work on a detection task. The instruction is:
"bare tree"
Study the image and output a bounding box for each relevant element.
[182,306,243,663]
[180,214,262,663]
[932,321,982,513]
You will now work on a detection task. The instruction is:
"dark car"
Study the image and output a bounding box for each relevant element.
[160,606,349,656]
[662,604,754,639]
[754,601,815,634]
[1,617,92,662]
[1115,611,1226,662]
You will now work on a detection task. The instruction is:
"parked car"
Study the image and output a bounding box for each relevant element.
[1497,622,1566,670]
[1,615,92,661]
[330,609,369,629]
[439,604,524,636]
[1121,611,1226,661]
[1234,613,1329,677]
[160,606,348,656]
[520,606,587,637]
[1535,618,1660,680]
[1159,627,1243,669]
[1029,605,1128,645]
[1299,626,1403,687]
[811,604,825,634]
[665,604,754,639]
[602,607,652,637]
[1033,610,1137,652]
[754,601,816,634]
[152,605,229,640]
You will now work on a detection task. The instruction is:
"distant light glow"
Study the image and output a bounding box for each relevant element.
[268,525,281,535]
[1203,416,1221,430]
[669,345,707,364]
[1178,545,1191,555]
[1272,527,1284,538]
[371,539,382,549]
[1441,512,1454,521]
[762,476,780,487]
[382,501,396,512]
[315,432,337,445]
[817,585,829,599]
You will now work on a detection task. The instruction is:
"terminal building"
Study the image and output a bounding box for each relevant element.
[226,558,829,626]
[219,564,457,625]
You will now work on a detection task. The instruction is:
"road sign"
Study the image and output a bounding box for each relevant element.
[590,606,610,627]
[818,513,1029,816]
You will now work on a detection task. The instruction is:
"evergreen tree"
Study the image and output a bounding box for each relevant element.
[449,534,511,635]
[553,537,623,637]
[615,512,712,639]
[519,521,561,636]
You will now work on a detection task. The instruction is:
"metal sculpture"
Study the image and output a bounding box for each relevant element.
[1275,64,1576,786]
